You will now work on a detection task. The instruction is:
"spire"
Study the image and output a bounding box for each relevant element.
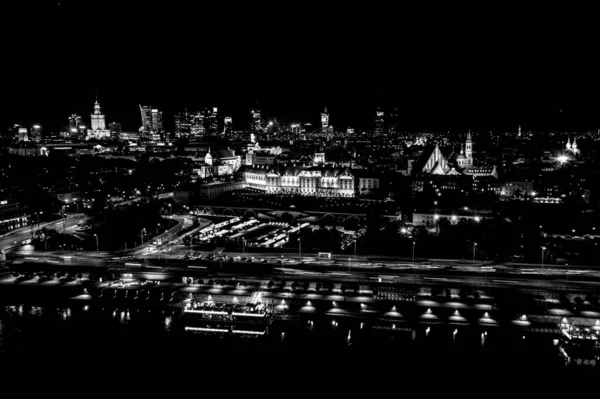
[466,130,472,141]
[566,137,571,150]
[460,144,465,155]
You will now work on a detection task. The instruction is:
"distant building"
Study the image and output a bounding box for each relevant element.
[30,125,42,141]
[109,122,122,138]
[314,152,326,164]
[321,107,330,134]
[193,147,241,178]
[18,128,28,142]
[90,98,106,131]
[205,107,218,135]
[375,107,385,136]
[224,116,233,136]
[139,105,163,137]
[500,181,534,197]
[389,108,399,136]
[0,202,29,235]
[251,109,262,133]
[242,164,355,197]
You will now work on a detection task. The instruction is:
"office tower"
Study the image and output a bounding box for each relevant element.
[224,116,233,136]
[109,122,122,138]
[175,111,191,137]
[139,105,163,137]
[251,109,262,133]
[321,107,329,133]
[90,97,106,131]
[389,107,399,135]
[375,107,385,136]
[205,107,218,135]
[190,111,205,137]
[18,127,28,142]
[30,125,42,141]
[69,114,82,131]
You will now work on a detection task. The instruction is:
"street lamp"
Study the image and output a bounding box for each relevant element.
[141,228,146,246]
[298,237,301,260]
[473,242,477,264]
[412,241,416,263]
[93,234,99,252]
[541,246,546,270]
[242,238,246,254]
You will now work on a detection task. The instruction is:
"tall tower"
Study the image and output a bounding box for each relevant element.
[465,131,473,167]
[321,107,329,134]
[389,107,399,135]
[90,96,106,131]
[375,107,385,136]
[518,125,522,137]
[251,108,262,133]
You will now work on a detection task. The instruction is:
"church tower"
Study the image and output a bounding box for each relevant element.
[465,131,473,168]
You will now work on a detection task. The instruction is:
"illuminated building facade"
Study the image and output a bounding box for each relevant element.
[30,125,42,141]
[224,116,233,136]
[190,112,205,137]
[321,107,329,133]
[90,99,106,131]
[18,127,28,142]
[389,107,398,136]
[251,109,262,133]
[243,164,355,197]
[375,107,385,136]
[139,105,163,137]
[205,107,218,135]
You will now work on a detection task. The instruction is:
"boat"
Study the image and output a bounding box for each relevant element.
[183,298,272,337]
[557,317,600,367]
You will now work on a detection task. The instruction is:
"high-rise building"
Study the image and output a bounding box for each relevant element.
[139,105,152,134]
[18,127,28,142]
[205,107,218,135]
[191,111,205,137]
[251,109,262,133]
[224,116,233,136]
[375,107,385,136]
[321,107,330,133]
[174,111,191,137]
[90,98,106,131]
[30,125,42,141]
[139,105,163,137]
[69,114,82,131]
[389,108,399,135]
[109,122,122,138]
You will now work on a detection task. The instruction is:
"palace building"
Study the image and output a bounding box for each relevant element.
[243,164,356,197]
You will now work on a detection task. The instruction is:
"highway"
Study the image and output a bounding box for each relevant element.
[0,213,85,253]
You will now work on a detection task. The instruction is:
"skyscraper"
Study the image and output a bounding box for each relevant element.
[30,124,42,141]
[224,116,233,136]
[251,109,262,133]
[375,107,385,136]
[191,111,205,138]
[139,105,163,137]
[18,127,28,142]
[109,122,122,138]
[174,111,190,137]
[90,98,106,131]
[69,114,82,131]
[389,108,399,136]
[205,107,218,135]
[321,107,329,134]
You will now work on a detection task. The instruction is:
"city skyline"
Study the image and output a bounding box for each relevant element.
[2,3,600,133]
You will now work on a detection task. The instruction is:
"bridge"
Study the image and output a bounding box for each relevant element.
[190,205,376,224]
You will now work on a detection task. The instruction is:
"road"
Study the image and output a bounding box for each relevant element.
[0,214,85,253]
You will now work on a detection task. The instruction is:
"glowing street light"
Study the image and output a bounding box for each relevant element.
[473,242,477,263]
[401,227,408,234]
[556,155,570,164]
[93,233,99,252]
[541,246,546,269]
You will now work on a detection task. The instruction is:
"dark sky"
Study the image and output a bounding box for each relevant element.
[2,1,599,133]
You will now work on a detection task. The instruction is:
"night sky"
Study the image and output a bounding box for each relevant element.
[2,1,599,133]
